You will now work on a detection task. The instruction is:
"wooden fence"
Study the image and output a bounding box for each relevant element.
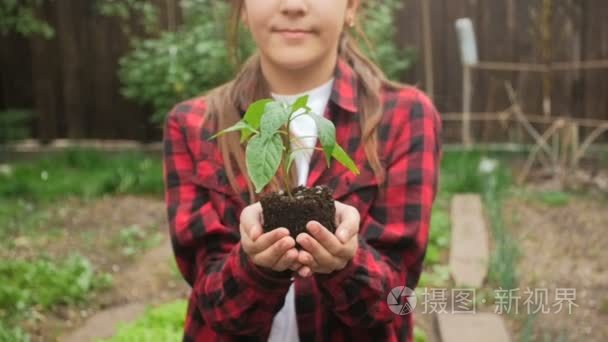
[0,0,607,142]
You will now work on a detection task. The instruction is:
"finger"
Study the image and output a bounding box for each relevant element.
[272,248,299,272]
[244,227,289,255]
[240,223,263,245]
[254,228,290,251]
[240,202,263,240]
[305,221,341,255]
[296,250,319,269]
[298,266,312,278]
[338,233,358,260]
[289,262,302,271]
[250,224,262,241]
[239,223,255,254]
[334,203,359,244]
[253,236,295,268]
[296,233,337,269]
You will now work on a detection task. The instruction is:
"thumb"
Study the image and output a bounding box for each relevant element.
[335,219,358,244]
[249,224,262,241]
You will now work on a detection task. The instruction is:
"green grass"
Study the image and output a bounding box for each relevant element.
[100,300,187,342]
[426,206,450,264]
[0,255,113,323]
[0,149,163,239]
[480,161,519,291]
[439,150,513,195]
[601,297,608,315]
[110,225,163,258]
[519,312,538,342]
[0,149,163,202]
[524,190,571,207]
[0,321,29,342]
[414,326,427,342]
[0,199,53,238]
[419,203,451,288]
[439,150,486,194]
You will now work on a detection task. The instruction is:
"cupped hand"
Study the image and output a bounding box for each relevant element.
[295,200,360,277]
[239,202,300,272]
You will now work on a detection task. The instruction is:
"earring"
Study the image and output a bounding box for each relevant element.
[346,16,355,28]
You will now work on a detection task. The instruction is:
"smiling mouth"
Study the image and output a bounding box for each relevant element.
[274,29,314,40]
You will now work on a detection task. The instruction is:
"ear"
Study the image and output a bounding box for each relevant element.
[345,0,360,26]
[347,0,361,12]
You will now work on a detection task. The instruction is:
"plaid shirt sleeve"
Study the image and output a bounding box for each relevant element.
[163,101,295,336]
[315,89,442,328]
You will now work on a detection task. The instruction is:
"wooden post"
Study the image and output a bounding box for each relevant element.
[30,3,59,144]
[55,0,87,138]
[571,123,579,169]
[455,18,478,149]
[463,65,473,148]
[421,0,434,100]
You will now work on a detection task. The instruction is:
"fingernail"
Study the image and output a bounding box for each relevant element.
[337,231,347,242]
[307,222,319,234]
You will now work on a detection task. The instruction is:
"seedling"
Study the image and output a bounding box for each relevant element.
[210,95,359,239]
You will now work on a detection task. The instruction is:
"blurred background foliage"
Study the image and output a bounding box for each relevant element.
[116,0,415,123]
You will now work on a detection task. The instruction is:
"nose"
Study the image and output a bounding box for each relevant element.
[279,0,308,17]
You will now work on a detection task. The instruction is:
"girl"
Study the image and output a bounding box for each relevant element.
[163,0,443,341]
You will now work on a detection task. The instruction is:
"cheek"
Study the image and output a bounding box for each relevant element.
[244,3,273,43]
[318,23,343,50]
[247,20,271,49]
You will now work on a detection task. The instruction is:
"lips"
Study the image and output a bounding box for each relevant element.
[274,29,314,40]
[277,29,311,33]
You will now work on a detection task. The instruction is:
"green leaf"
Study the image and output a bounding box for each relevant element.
[291,95,309,113]
[243,99,272,129]
[332,144,359,175]
[260,102,290,137]
[209,120,256,140]
[246,134,284,193]
[311,115,336,166]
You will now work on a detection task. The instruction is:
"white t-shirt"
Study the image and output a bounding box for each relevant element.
[267,77,335,342]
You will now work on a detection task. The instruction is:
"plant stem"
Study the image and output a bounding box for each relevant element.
[290,135,318,142]
[291,146,324,153]
[283,144,293,199]
[280,107,315,197]
[290,111,312,121]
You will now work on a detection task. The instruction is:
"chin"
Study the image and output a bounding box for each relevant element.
[266,49,322,71]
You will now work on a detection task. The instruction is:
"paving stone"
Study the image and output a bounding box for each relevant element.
[449,194,489,288]
[436,312,511,342]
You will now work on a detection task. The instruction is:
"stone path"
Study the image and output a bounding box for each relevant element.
[431,194,511,342]
[448,194,489,288]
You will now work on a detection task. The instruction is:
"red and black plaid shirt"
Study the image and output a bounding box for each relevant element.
[163,58,443,341]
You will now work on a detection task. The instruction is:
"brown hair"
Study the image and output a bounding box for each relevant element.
[204,0,405,203]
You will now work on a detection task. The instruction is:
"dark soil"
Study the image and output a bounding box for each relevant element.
[260,185,335,246]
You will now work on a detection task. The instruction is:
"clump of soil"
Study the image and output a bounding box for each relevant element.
[260,185,335,245]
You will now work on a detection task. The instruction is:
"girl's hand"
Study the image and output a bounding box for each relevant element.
[295,201,360,277]
[239,202,299,272]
